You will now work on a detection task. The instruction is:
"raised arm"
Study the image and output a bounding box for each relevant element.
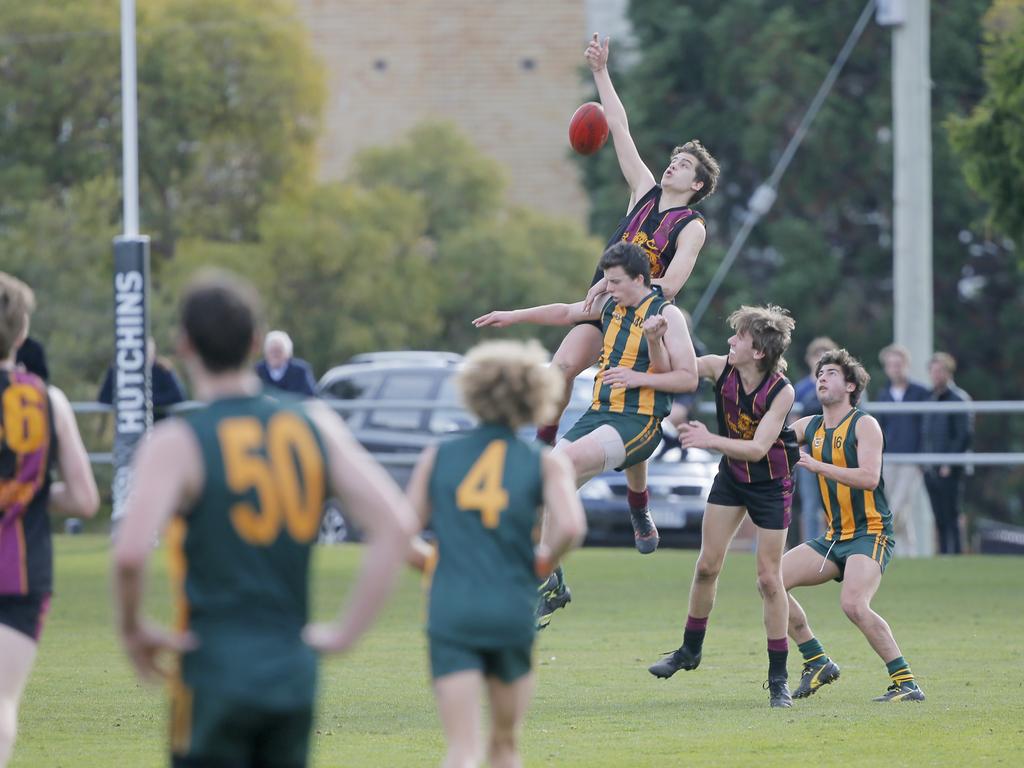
[585,34,656,207]
[797,414,882,490]
[681,382,795,462]
[472,296,606,329]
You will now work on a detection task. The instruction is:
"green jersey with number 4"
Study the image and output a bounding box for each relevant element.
[171,394,328,707]
[427,423,543,648]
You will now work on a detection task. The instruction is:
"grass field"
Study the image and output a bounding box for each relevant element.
[12,536,1024,767]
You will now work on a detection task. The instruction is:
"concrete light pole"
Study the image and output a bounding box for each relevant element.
[881,0,933,380]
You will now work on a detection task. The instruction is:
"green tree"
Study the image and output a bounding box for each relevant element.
[350,122,504,240]
[582,1,1023,521]
[948,0,1024,248]
[256,183,441,375]
[435,209,602,352]
[0,177,120,398]
[0,0,323,256]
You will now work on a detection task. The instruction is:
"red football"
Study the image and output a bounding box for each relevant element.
[569,102,609,156]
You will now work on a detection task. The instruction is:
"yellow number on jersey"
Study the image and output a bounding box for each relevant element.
[455,440,509,528]
[0,384,47,454]
[218,413,325,546]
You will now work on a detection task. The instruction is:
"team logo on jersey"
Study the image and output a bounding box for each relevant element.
[813,436,824,450]
[624,231,666,278]
[727,412,757,440]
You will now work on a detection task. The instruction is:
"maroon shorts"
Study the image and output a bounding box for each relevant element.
[0,593,52,642]
[707,471,794,530]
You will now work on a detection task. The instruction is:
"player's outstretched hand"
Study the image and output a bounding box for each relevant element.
[120,620,197,684]
[472,310,517,328]
[679,420,714,449]
[602,366,643,389]
[585,33,609,72]
[302,621,355,656]
[643,315,668,340]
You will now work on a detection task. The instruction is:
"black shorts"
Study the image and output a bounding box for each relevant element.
[707,470,793,530]
[0,592,52,642]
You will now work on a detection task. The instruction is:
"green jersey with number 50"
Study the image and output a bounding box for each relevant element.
[171,394,327,707]
[427,423,543,648]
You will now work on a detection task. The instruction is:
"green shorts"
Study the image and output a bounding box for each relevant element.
[170,681,313,768]
[429,634,533,684]
[807,532,894,582]
[561,410,663,470]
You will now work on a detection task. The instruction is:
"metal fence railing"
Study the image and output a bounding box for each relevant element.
[73,398,1024,467]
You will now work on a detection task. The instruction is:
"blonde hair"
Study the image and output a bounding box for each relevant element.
[727,304,795,373]
[930,351,957,374]
[458,340,563,430]
[878,343,910,365]
[0,272,35,359]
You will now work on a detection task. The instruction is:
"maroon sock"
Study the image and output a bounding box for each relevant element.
[627,488,649,511]
[683,615,708,653]
[536,424,558,446]
[768,637,788,679]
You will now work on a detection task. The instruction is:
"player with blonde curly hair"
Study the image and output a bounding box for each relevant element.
[406,340,587,768]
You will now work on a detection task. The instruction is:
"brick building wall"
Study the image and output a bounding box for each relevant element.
[293,0,594,224]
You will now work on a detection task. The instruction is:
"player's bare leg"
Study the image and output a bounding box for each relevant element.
[839,556,898,661]
[783,544,842,699]
[649,504,745,678]
[754,526,789,640]
[840,556,925,701]
[0,626,37,768]
[536,324,603,445]
[782,543,839,643]
[754,525,793,706]
[434,670,483,768]
[485,673,535,768]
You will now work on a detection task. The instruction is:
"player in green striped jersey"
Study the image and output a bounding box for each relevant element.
[473,243,697,495]
[784,349,924,703]
[407,340,586,768]
[113,270,418,766]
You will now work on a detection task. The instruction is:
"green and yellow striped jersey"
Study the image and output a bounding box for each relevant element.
[591,288,673,418]
[805,408,894,541]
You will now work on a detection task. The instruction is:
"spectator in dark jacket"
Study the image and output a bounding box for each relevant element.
[875,344,934,557]
[98,337,187,420]
[255,330,316,396]
[922,352,972,555]
[16,335,49,381]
